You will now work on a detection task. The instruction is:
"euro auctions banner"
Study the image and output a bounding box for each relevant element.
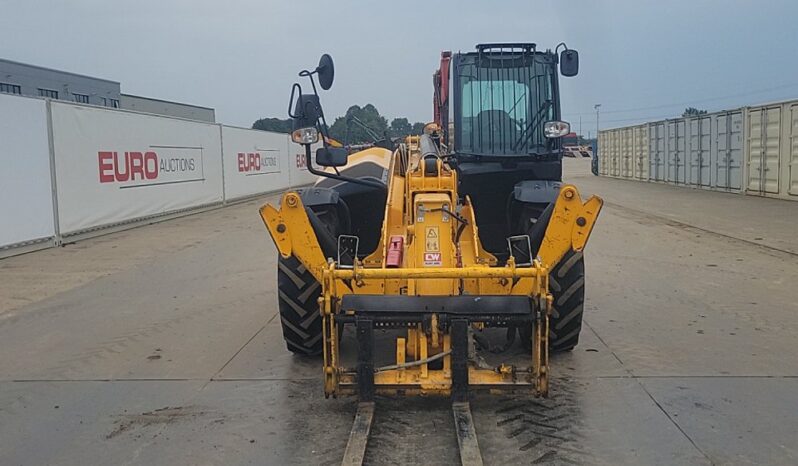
[51,102,223,235]
[221,126,288,200]
[287,140,320,187]
[0,94,56,248]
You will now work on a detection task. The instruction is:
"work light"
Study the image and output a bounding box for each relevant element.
[544,121,570,138]
[291,127,319,145]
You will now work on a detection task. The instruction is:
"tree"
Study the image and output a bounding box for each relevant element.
[328,104,390,144]
[253,106,427,144]
[252,117,292,133]
[391,118,428,139]
[682,107,708,117]
[389,118,412,138]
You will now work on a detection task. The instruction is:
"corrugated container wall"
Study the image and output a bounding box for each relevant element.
[745,99,798,200]
[597,102,792,197]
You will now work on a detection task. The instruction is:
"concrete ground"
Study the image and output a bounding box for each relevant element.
[1,158,797,465]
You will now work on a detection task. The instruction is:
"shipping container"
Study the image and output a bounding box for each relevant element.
[745,100,798,200]
[598,97,798,201]
[746,104,781,195]
[789,103,798,196]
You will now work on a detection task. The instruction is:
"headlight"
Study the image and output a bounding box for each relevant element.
[291,127,319,145]
[544,121,570,138]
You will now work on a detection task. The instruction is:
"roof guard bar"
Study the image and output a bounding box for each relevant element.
[476,43,536,52]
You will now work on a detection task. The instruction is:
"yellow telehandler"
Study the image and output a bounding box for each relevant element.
[261,44,601,464]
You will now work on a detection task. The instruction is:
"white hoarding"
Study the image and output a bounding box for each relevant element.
[287,140,319,187]
[221,126,288,200]
[51,102,224,235]
[0,94,56,248]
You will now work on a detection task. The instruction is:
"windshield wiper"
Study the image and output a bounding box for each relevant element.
[512,99,551,152]
[347,115,381,142]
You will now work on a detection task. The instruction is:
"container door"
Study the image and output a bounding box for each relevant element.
[688,118,711,187]
[635,125,648,179]
[668,120,686,184]
[656,123,666,181]
[598,133,607,175]
[648,124,660,181]
[699,117,711,187]
[667,122,676,182]
[688,119,699,185]
[747,107,781,194]
[790,105,798,195]
[622,128,632,178]
[728,112,743,190]
[716,112,743,190]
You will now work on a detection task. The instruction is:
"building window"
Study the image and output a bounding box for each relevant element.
[110,99,119,108]
[73,93,89,104]
[38,88,59,99]
[0,83,22,95]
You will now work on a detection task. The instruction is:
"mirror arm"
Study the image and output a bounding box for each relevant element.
[302,143,387,192]
[302,73,335,148]
[288,83,302,118]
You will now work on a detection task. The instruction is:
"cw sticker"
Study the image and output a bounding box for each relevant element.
[424,252,442,266]
[425,226,440,252]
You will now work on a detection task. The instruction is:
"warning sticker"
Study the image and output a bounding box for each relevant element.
[425,226,440,252]
[424,252,442,266]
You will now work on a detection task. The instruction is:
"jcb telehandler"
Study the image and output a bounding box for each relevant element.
[260,43,602,463]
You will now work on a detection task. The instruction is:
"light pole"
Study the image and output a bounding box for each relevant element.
[594,104,601,142]
[593,104,601,176]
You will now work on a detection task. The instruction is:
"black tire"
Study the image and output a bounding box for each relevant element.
[548,250,585,352]
[523,204,586,352]
[276,204,343,356]
[277,255,323,355]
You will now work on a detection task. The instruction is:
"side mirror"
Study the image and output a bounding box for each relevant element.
[317,54,335,90]
[560,49,579,77]
[316,147,348,167]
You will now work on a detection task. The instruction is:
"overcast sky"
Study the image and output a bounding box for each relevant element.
[2,0,797,134]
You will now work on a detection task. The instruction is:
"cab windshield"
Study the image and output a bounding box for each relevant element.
[456,52,555,156]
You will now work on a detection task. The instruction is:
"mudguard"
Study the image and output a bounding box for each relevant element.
[512,180,562,204]
[294,187,340,207]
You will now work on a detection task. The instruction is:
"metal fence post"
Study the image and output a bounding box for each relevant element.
[218,124,228,205]
[45,99,62,247]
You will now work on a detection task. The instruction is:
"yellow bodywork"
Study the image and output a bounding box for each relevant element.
[260,136,602,398]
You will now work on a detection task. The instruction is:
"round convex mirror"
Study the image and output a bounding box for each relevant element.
[317,54,335,90]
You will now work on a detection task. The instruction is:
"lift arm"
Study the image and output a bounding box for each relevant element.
[537,185,603,271]
[259,191,329,283]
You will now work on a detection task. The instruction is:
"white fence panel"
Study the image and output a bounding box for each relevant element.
[51,102,224,235]
[287,142,319,187]
[0,95,56,250]
[221,126,289,200]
